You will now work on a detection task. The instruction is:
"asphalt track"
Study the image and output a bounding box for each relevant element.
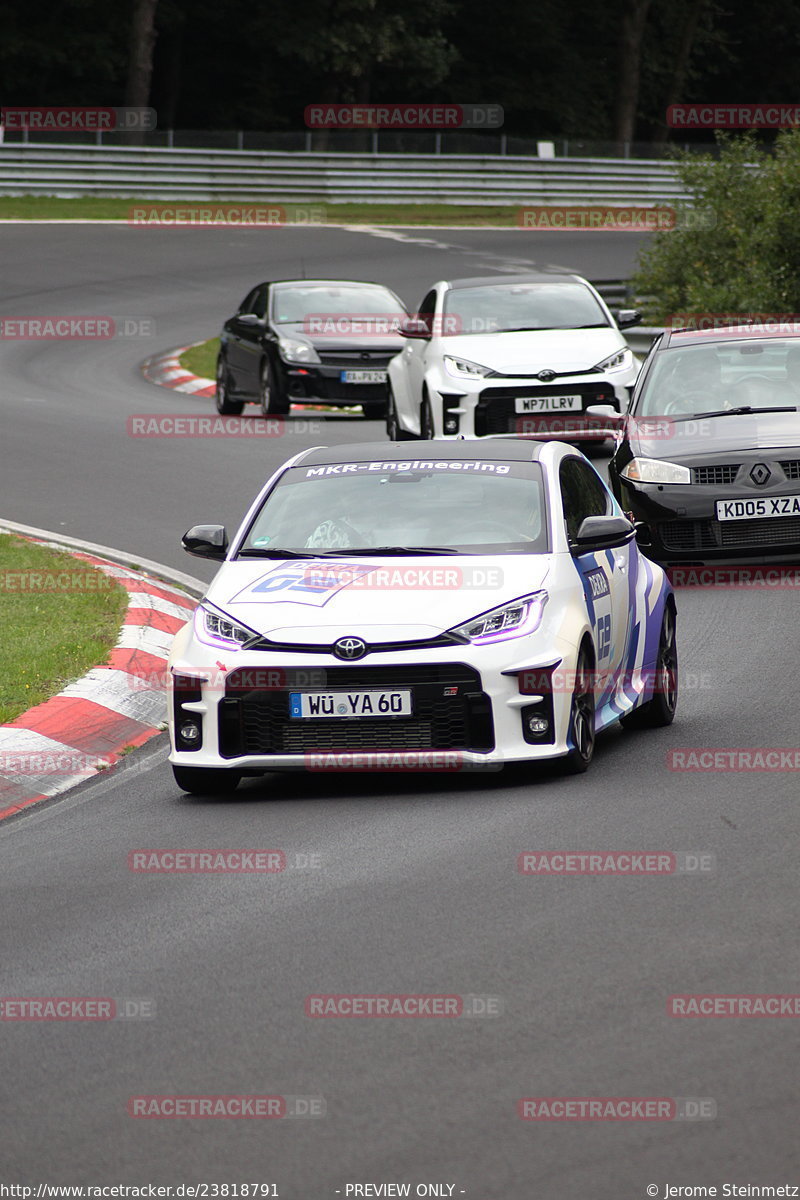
[1,224,798,1196]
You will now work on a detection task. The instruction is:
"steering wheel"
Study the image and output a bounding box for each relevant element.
[304,518,367,549]
[660,391,715,416]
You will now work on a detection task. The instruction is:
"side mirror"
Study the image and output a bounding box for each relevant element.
[584,403,625,432]
[237,313,263,326]
[182,524,228,560]
[398,316,432,339]
[615,309,642,329]
[633,520,653,548]
[570,514,635,554]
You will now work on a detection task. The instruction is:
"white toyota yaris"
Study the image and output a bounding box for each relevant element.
[386,273,641,441]
[168,439,676,794]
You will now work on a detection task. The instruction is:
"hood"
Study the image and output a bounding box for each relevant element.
[205,555,552,644]
[277,320,404,353]
[627,409,800,459]
[440,328,625,374]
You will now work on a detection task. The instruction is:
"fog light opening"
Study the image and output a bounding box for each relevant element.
[527,715,549,737]
[179,719,201,745]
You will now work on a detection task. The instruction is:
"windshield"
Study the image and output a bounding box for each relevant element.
[271,285,405,324]
[239,460,549,555]
[636,338,800,417]
[442,282,609,336]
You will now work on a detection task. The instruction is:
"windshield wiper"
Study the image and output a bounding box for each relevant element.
[238,548,329,558]
[330,546,462,556]
[672,405,798,421]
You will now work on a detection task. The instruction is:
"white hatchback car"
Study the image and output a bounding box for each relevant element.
[386,273,641,441]
[168,439,676,795]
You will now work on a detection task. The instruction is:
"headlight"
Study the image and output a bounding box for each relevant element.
[195,603,258,649]
[278,337,320,365]
[621,457,691,484]
[443,355,492,379]
[594,348,633,372]
[450,592,548,644]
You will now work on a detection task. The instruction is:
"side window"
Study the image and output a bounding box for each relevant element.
[559,458,609,543]
[237,287,260,316]
[251,285,268,320]
[415,289,437,333]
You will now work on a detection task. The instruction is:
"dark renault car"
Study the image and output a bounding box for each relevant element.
[215,279,407,419]
[606,325,800,562]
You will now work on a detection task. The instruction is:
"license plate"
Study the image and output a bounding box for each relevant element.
[514,394,582,413]
[716,494,800,521]
[289,689,412,718]
[340,369,387,384]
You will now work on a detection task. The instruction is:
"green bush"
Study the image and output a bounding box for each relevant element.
[634,131,800,324]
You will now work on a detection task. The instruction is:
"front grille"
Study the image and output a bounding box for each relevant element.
[317,350,395,366]
[475,383,616,437]
[659,516,800,552]
[219,664,495,757]
[692,464,740,485]
[780,459,800,480]
[659,520,719,551]
[720,517,800,547]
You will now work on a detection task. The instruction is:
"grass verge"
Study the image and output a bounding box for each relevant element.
[180,338,219,380]
[0,534,129,724]
[0,196,520,226]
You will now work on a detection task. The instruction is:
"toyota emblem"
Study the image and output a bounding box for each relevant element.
[333,636,367,660]
[537,369,557,382]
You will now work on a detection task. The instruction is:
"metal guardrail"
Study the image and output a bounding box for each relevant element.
[0,144,690,205]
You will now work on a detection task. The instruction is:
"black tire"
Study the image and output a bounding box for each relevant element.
[420,399,435,439]
[386,389,416,441]
[215,355,244,415]
[259,357,290,417]
[560,643,596,774]
[621,602,678,729]
[172,765,241,796]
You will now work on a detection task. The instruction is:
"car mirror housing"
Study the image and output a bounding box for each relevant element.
[570,515,635,554]
[615,309,642,329]
[237,313,264,326]
[181,525,229,559]
[398,316,432,339]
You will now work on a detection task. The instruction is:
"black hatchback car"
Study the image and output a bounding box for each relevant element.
[605,325,800,563]
[215,279,407,419]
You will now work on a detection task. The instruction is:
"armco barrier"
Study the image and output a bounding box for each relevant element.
[0,144,691,205]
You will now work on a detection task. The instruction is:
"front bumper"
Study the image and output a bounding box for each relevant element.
[167,635,579,773]
[617,479,800,563]
[427,372,632,439]
[278,361,391,407]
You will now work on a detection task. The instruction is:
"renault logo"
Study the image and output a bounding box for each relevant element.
[537,369,557,382]
[333,636,367,660]
[750,463,771,485]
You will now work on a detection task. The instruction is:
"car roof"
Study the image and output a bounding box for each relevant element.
[268,279,392,290]
[295,439,548,466]
[443,273,586,290]
[663,325,800,348]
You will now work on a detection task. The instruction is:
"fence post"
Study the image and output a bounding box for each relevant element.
[371,131,379,154]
